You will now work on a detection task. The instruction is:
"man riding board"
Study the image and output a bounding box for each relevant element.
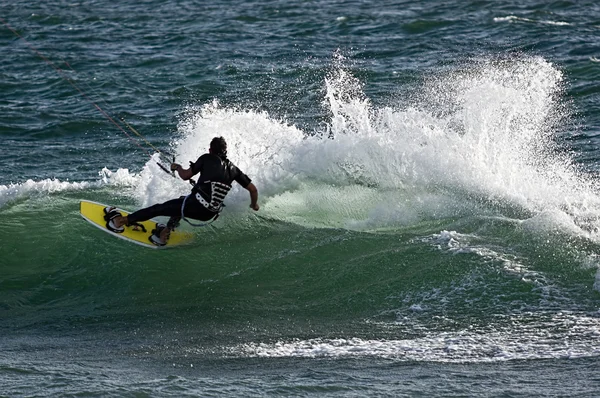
[105,136,259,245]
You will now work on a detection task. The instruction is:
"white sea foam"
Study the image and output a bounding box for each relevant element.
[494,16,570,26]
[232,312,600,362]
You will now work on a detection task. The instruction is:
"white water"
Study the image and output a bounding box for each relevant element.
[150,56,600,238]
[3,56,600,240]
[233,311,600,362]
[0,178,91,208]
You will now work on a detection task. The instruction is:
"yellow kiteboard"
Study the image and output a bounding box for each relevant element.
[80,200,193,249]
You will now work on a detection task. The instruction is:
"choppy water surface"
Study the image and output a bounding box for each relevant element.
[2,0,600,396]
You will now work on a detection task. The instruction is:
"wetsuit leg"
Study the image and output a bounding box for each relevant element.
[127,195,217,227]
[126,197,184,225]
[166,215,181,230]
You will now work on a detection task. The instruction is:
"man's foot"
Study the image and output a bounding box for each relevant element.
[160,226,171,243]
[149,223,170,246]
[112,215,127,229]
[104,207,125,233]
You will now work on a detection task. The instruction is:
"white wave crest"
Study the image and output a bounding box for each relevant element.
[127,55,600,239]
[0,178,91,208]
[0,167,139,209]
[7,55,599,242]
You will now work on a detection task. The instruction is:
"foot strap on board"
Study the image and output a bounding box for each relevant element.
[128,221,147,233]
[149,223,168,246]
[103,206,124,233]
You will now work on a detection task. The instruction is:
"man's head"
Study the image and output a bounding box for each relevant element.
[210,136,227,159]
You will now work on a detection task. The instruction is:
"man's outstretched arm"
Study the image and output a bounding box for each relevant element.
[246,183,259,211]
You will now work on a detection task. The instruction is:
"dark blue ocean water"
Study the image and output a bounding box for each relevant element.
[2,0,600,396]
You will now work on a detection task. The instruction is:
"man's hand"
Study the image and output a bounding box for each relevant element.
[250,203,260,211]
[170,163,181,172]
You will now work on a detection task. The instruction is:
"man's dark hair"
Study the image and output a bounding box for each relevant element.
[210,136,227,159]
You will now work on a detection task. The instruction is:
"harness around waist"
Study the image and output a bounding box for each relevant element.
[194,181,231,212]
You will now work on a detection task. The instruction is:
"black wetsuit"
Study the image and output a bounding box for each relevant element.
[127,153,252,228]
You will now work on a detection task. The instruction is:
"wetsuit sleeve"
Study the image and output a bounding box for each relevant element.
[231,164,252,188]
[190,154,206,175]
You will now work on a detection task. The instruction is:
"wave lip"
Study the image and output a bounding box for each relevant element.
[0,167,143,209]
[0,178,91,208]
